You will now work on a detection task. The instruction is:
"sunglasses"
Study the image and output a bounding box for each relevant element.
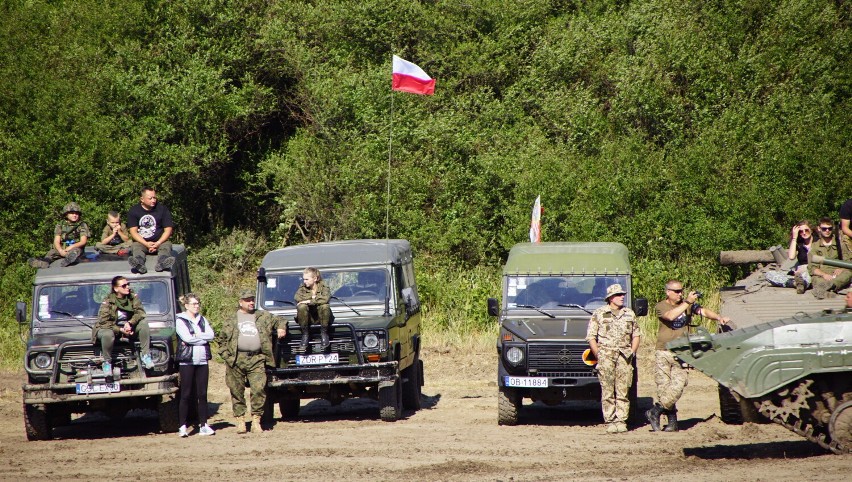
[668,288,683,293]
[117,283,130,288]
[819,226,833,231]
[799,229,811,233]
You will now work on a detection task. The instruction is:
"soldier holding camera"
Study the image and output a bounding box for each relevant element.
[646,280,729,432]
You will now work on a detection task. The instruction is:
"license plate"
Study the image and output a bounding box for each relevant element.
[295,353,339,365]
[504,376,548,388]
[76,382,120,394]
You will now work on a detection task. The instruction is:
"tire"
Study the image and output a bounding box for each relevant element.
[497,385,520,426]
[279,398,301,421]
[379,378,402,422]
[157,395,180,433]
[401,358,422,411]
[24,404,52,441]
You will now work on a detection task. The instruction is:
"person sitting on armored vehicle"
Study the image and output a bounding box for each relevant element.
[840,198,852,256]
[295,267,333,349]
[765,220,813,293]
[28,202,90,269]
[808,217,851,299]
[93,276,152,373]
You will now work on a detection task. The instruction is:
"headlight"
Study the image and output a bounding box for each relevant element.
[150,347,168,364]
[506,346,524,365]
[34,352,53,369]
[363,333,379,349]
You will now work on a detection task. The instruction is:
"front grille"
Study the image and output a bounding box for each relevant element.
[277,326,360,367]
[528,344,592,372]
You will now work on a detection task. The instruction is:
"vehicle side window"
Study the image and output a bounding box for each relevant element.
[399,262,420,313]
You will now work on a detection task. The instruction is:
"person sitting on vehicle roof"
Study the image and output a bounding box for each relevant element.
[765,220,813,293]
[808,217,852,299]
[28,202,90,269]
[295,267,333,350]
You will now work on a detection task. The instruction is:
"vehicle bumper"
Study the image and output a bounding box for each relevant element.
[22,374,179,404]
[267,361,399,387]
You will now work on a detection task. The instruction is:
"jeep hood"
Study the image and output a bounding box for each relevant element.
[501,317,589,341]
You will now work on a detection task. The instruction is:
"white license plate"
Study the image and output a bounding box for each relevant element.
[76,382,120,394]
[296,353,339,365]
[504,376,548,388]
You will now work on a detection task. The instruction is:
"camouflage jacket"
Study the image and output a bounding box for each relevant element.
[294,280,331,306]
[216,309,284,367]
[808,240,848,276]
[54,220,90,244]
[585,305,638,357]
[92,292,146,342]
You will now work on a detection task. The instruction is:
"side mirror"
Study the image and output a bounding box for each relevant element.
[633,297,648,317]
[15,301,27,324]
[256,267,267,283]
[487,298,499,317]
[401,287,419,315]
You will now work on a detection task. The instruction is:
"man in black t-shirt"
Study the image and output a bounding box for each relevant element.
[127,187,175,274]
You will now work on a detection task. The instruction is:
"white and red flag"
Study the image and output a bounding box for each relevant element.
[529,196,541,243]
[392,55,435,95]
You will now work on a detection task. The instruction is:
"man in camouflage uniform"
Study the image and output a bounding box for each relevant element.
[808,217,852,299]
[585,284,640,434]
[647,280,729,432]
[92,276,151,373]
[28,202,90,268]
[217,289,286,433]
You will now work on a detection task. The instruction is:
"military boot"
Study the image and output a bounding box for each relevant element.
[299,327,310,350]
[28,257,51,269]
[793,273,806,294]
[645,402,664,432]
[320,326,330,349]
[251,414,263,433]
[812,277,829,299]
[129,256,147,274]
[234,415,246,434]
[663,407,679,432]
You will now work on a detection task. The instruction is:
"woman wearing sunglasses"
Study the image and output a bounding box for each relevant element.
[93,276,151,374]
[765,220,813,293]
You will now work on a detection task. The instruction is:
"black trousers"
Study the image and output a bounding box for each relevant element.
[178,363,209,426]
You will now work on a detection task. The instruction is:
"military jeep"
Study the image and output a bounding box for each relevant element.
[258,239,423,422]
[16,246,190,440]
[487,242,647,425]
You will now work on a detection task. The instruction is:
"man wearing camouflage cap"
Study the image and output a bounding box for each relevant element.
[585,283,641,434]
[28,202,90,268]
[216,289,287,433]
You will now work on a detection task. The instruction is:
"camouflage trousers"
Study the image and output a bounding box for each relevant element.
[596,348,634,424]
[95,241,131,254]
[96,319,151,363]
[225,351,267,418]
[44,247,83,263]
[296,303,332,329]
[655,350,688,411]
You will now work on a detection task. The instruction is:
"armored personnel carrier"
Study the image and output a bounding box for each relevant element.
[669,256,852,454]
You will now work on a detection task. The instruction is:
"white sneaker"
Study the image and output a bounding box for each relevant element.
[199,424,215,436]
[178,425,189,437]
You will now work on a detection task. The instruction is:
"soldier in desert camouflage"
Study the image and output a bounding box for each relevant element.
[585,284,640,434]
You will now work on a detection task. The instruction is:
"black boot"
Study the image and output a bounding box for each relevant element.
[320,327,330,349]
[663,407,679,432]
[299,325,310,350]
[645,402,664,431]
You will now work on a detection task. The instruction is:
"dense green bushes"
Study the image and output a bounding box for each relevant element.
[1,0,850,363]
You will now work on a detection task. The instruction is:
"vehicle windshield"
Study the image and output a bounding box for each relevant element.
[262,268,389,309]
[505,275,628,311]
[36,281,170,320]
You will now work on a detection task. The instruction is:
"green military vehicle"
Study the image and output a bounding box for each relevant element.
[487,242,648,425]
[257,239,423,422]
[16,247,190,440]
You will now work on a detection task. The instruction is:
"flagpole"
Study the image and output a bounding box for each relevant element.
[386,89,394,241]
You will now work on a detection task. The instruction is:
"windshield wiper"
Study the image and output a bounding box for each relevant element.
[48,310,93,328]
[516,304,555,319]
[330,296,361,316]
[558,303,593,315]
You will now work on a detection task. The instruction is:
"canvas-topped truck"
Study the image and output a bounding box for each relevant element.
[487,242,648,425]
[257,239,423,422]
[17,247,191,440]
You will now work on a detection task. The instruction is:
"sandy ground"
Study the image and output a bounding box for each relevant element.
[0,347,849,482]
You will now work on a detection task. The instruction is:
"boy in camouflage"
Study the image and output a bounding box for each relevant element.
[28,202,90,268]
[95,211,132,255]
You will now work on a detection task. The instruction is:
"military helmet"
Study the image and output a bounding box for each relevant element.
[62,202,82,215]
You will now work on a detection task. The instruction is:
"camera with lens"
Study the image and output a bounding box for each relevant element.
[693,291,703,299]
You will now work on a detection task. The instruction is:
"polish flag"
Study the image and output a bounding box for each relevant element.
[529,196,542,243]
[392,55,435,95]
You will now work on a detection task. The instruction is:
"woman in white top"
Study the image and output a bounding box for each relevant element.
[176,293,215,437]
